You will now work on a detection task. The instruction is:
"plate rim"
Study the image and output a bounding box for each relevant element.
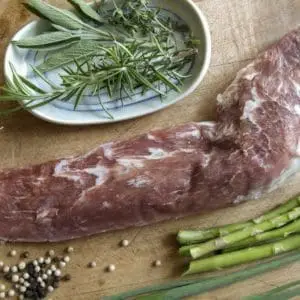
[4,0,212,126]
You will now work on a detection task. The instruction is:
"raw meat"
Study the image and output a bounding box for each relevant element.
[1,27,300,242]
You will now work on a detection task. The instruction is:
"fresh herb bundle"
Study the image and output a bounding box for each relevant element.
[0,0,198,118]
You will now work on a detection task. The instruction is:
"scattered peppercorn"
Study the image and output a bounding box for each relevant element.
[42,274,48,280]
[153,260,162,267]
[89,261,97,268]
[63,256,70,263]
[107,264,116,272]
[19,278,25,284]
[9,250,17,257]
[11,266,18,273]
[20,251,29,259]
[0,249,73,300]
[26,263,35,276]
[18,262,26,271]
[3,266,10,273]
[45,257,51,265]
[4,273,12,281]
[52,257,60,264]
[38,257,44,264]
[46,270,52,276]
[65,247,74,254]
[61,274,71,282]
[48,250,55,257]
[120,239,130,247]
[50,265,56,272]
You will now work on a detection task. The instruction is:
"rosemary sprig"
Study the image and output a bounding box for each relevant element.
[1,41,195,117]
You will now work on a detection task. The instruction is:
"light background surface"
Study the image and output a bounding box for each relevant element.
[0,1,300,299]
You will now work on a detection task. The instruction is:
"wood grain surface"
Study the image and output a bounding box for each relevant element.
[0,0,300,299]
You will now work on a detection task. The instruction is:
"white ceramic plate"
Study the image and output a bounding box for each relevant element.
[4,0,211,125]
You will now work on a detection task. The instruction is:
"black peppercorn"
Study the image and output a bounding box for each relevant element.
[61,274,71,281]
[20,251,30,259]
[26,262,35,276]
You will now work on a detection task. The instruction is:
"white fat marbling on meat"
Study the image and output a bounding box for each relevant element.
[146,148,170,159]
[176,128,200,139]
[53,161,83,183]
[84,166,109,185]
[127,176,151,188]
[102,143,114,159]
[181,149,195,153]
[242,87,262,121]
[53,160,82,182]
[117,158,144,170]
[294,104,300,115]
[33,177,46,186]
[54,160,69,174]
[36,209,50,220]
[292,80,300,97]
[147,134,158,141]
[202,153,211,168]
[102,201,111,208]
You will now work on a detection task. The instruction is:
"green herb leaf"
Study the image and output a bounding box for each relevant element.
[67,0,105,23]
[37,40,103,72]
[73,84,86,109]
[25,0,85,30]
[13,31,80,49]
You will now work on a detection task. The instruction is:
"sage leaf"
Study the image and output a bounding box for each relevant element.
[25,0,85,30]
[13,31,80,49]
[37,40,104,71]
[67,0,105,24]
[21,40,80,52]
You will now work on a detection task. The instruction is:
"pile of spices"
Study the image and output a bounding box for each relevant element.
[0,248,74,299]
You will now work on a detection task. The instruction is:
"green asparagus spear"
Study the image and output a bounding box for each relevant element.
[185,234,300,275]
[223,219,300,252]
[177,222,252,245]
[190,207,300,259]
[177,196,300,245]
[213,219,300,254]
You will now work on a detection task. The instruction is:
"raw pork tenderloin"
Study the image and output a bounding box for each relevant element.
[1,28,300,242]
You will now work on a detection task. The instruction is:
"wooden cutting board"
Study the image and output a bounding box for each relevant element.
[0,0,300,299]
